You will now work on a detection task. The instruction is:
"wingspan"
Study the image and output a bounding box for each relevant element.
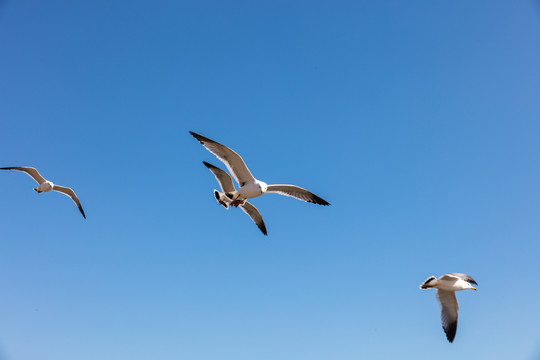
[265,184,330,205]
[190,132,256,187]
[436,289,459,343]
[52,185,86,219]
[0,167,46,184]
[239,201,267,235]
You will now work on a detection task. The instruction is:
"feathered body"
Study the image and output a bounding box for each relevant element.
[420,273,477,343]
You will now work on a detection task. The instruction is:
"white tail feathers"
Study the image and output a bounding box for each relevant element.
[420,276,437,289]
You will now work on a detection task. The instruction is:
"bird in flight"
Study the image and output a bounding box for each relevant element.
[1,167,86,219]
[190,131,330,209]
[203,161,267,235]
[419,273,478,343]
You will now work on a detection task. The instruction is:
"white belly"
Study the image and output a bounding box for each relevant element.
[37,181,54,192]
[238,182,263,199]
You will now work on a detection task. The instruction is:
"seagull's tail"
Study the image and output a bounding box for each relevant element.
[419,276,437,289]
[214,190,230,210]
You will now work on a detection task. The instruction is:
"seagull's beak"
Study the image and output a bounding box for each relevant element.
[471,287,477,291]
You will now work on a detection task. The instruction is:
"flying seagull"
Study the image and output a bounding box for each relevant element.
[204,161,267,235]
[419,273,478,343]
[1,167,86,218]
[190,131,330,208]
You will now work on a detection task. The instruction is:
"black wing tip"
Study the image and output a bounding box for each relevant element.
[253,214,267,235]
[189,131,205,142]
[202,161,215,169]
[312,195,330,206]
[203,161,221,172]
[190,131,222,147]
[79,208,86,219]
[1,167,34,172]
[444,321,457,343]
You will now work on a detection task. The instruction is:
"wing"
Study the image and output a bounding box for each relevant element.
[265,184,330,206]
[190,132,256,186]
[52,185,86,219]
[0,166,46,184]
[435,289,459,343]
[239,201,267,235]
[203,161,236,193]
[445,273,478,286]
[439,274,461,282]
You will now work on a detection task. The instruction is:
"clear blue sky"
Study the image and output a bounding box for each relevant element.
[1,1,540,359]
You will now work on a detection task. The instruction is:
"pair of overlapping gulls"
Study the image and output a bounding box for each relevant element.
[420,273,478,343]
[190,131,330,235]
[0,167,85,218]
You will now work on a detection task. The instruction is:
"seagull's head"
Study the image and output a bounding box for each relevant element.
[258,181,268,194]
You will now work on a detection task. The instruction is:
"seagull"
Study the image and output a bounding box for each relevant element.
[1,167,86,219]
[204,161,267,235]
[419,273,478,343]
[190,131,330,208]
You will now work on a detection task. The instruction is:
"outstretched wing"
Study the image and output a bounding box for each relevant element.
[0,167,46,184]
[203,161,236,193]
[190,132,256,187]
[239,201,267,235]
[435,289,459,343]
[52,185,86,219]
[266,184,330,205]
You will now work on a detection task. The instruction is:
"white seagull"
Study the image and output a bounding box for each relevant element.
[204,161,267,235]
[190,131,330,208]
[1,167,86,219]
[419,273,478,343]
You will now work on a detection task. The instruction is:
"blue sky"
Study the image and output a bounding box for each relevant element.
[1,1,540,359]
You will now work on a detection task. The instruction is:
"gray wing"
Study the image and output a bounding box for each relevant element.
[0,166,46,184]
[203,161,236,193]
[265,184,330,206]
[190,132,256,187]
[444,273,478,286]
[52,185,86,219]
[239,201,267,235]
[435,289,459,343]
